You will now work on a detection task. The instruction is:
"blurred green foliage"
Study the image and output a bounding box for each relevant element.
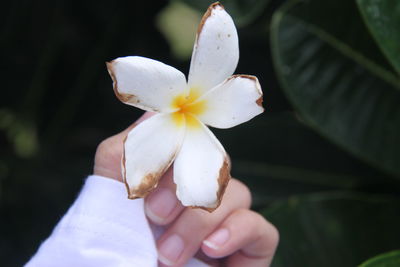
[359,250,400,267]
[271,0,400,177]
[156,2,202,60]
[1,0,399,266]
[267,0,400,265]
[358,0,400,75]
[263,193,400,266]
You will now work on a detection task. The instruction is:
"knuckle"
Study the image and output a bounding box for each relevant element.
[95,140,110,163]
[196,211,218,229]
[233,210,280,246]
[95,139,108,157]
[254,212,280,248]
[97,137,114,153]
[231,208,252,219]
[228,208,257,228]
[268,221,280,246]
[95,135,120,159]
[230,179,252,208]
[249,211,266,229]
[94,136,122,168]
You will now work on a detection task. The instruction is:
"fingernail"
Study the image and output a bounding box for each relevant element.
[145,188,177,224]
[158,234,184,266]
[203,228,230,250]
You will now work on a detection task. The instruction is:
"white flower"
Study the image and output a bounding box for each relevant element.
[106,2,263,211]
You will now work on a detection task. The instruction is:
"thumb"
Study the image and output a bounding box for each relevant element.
[93,111,155,181]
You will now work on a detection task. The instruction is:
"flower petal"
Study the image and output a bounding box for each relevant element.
[197,75,264,129]
[188,2,239,95]
[173,119,231,211]
[123,113,185,198]
[107,56,187,113]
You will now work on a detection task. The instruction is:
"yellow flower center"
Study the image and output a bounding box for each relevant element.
[171,89,206,128]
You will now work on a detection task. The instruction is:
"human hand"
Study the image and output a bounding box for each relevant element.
[94,112,279,267]
[94,112,154,182]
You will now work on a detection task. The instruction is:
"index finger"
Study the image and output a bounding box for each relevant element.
[144,167,185,225]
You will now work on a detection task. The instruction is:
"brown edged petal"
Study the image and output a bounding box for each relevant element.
[123,113,185,198]
[173,116,231,211]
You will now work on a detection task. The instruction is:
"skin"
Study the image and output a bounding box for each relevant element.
[94,112,279,267]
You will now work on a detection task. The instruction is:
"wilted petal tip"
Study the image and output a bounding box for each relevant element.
[189,156,231,213]
[126,173,162,199]
[256,96,264,108]
[190,205,219,213]
[216,157,231,203]
[197,2,225,38]
[234,75,264,110]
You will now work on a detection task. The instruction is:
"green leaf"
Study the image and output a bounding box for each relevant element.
[156,2,202,60]
[262,193,400,267]
[357,0,400,74]
[360,250,400,267]
[0,109,38,158]
[271,0,400,177]
[176,0,270,27]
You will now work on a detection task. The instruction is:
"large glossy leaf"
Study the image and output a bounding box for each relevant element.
[262,193,400,267]
[177,0,270,27]
[271,0,400,176]
[359,250,400,267]
[357,0,400,74]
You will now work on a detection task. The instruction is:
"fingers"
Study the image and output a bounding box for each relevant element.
[144,168,185,225]
[93,134,127,182]
[202,209,279,267]
[155,179,252,267]
[93,111,154,181]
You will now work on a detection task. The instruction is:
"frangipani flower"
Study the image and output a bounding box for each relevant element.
[106,2,263,211]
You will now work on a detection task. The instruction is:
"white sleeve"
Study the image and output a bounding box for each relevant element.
[25,175,209,267]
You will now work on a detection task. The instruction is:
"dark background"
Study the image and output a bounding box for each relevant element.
[1,0,397,266]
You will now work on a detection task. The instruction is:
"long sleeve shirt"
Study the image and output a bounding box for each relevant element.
[25,175,208,267]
